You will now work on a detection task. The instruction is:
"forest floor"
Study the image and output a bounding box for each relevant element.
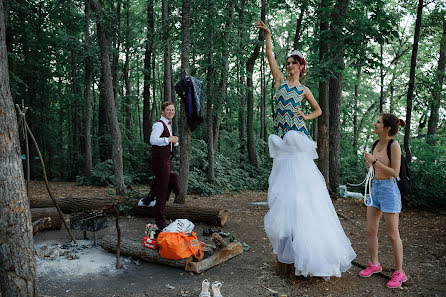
[30,181,445,297]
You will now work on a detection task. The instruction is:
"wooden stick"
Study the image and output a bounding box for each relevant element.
[32,217,52,235]
[24,121,77,243]
[114,204,122,268]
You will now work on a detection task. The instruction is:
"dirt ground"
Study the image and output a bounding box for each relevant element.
[30,181,446,297]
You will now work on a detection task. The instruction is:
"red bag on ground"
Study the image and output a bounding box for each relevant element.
[157,231,203,260]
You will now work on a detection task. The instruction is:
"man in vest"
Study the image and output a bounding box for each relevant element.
[138,101,180,231]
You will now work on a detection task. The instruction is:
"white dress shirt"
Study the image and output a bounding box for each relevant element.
[150,116,172,147]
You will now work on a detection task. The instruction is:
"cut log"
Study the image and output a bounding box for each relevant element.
[33,217,52,235]
[101,235,191,269]
[185,233,243,273]
[30,195,125,212]
[31,207,63,230]
[133,204,228,227]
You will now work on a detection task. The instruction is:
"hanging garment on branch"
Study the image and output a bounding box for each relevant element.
[174,75,204,131]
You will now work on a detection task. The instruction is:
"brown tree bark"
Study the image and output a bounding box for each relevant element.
[353,65,361,150]
[112,0,122,103]
[175,0,191,204]
[379,43,384,113]
[0,0,39,292]
[238,0,246,157]
[30,195,124,212]
[427,17,445,145]
[404,0,423,162]
[293,0,307,50]
[328,0,349,193]
[245,0,265,168]
[101,235,190,269]
[317,0,331,181]
[89,0,125,195]
[84,0,92,177]
[133,203,229,227]
[142,0,154,145]
[212,1,235,154]
[123,0,132,153]
[206,0,215,183]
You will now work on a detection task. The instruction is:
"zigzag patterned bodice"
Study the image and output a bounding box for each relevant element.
[273,80,310,138]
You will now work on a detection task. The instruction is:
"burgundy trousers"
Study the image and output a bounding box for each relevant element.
[150,157,179,228]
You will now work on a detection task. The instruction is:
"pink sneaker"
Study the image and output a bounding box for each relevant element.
[359,262,382,277]
[386,271,407,288]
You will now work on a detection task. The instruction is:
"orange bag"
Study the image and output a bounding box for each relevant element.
[157,232,203,260]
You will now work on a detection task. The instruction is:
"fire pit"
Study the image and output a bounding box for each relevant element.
[70,211,108,246]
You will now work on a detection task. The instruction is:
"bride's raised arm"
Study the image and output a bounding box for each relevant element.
[254,20,284,91]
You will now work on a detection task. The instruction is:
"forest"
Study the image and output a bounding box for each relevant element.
[2,0,446,207]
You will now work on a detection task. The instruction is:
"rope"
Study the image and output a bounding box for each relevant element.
[347,166,374,206]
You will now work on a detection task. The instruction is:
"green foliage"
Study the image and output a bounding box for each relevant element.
[404,138,446,207]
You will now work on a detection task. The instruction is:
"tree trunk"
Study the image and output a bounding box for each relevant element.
[404,0,423,162]
[328,0,349,194]
[142,0,154,145]
[317,0,331,181]
[101,235,190,269]
[245,0,265,168]
[98,74,111,161]
[84,0,92,177]
[379,43,384,113]
[89,0,125,195]
[293,1,306,49]
[427,18,445,145]
[123,0,132,153]
[0,1,39,292]
[71,49,80,174]
[206,0,215,183]
[353,65,361,150]
[213,1,235,154]
[175,0,191,204]
[238,0,246,157]
[112,0,121,103]
[133,203,228,227]
[30,195,124,212]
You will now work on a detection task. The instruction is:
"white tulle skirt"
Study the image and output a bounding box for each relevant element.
[265,131,356,279]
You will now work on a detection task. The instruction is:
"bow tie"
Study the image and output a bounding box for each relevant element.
[168,122,172,125]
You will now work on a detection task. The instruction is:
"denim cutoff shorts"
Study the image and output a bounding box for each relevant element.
[368,178,402,213]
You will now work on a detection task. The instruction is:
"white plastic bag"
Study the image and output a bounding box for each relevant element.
[163,219,195,233]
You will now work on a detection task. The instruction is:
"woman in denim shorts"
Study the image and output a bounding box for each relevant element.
[361,113,407,288]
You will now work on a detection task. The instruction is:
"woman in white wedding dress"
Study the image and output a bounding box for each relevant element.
[255,20,356,279]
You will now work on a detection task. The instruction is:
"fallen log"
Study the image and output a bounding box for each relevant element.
[33,217,52,235]
[31,207,63,230]
[133,204,229,227]
[101,235,191,269]
[30,195,125,212]
[185,233,243,273]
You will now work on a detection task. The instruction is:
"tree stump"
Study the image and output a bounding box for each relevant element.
[133,204,229,227]
[275,259,298,282]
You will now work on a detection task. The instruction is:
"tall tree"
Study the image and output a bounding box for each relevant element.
[0,0,38,293]
[175,0,191,204]
[89,0,125,195]
[317,0,331,181]
[206,0,215,183]
[123,0,132,153]
[238,0,246,157]
[142,0,154,145]
[404,0,423,162]
[245,0,266,167]
[213,1,235,153]
[84,0,92,177]
[427,16,445,144]
[328,0,350,193]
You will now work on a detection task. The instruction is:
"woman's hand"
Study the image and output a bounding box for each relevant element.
[254,20,271,35]
[364,152,374,168]
[294,106,306,120]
